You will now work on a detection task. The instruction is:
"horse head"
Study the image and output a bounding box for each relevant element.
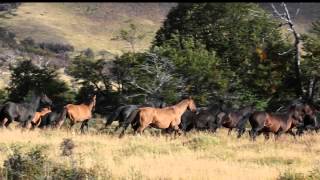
[302,103,318,124]
[187,96,197,113]
[289,104,304,126]
[40,93,53,107]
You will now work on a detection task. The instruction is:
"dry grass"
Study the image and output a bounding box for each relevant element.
[0,120,319,179]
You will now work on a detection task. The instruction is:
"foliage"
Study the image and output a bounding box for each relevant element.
[67,50,120,113]
[39,42,74,54]
[153,37,228,105]
[111,52,181,105]
[7,60,73,107]
[0,3,20,18]
[301,20,320,101]
[2,145,47,180]
[152,3,294,108]
[112,23,149,53]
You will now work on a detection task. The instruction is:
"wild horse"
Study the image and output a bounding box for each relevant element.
[177,101,229,133]
[30,107,52,128]
[102,101,166,133]
[0,93,52,129]
[248,104,305,141]
[123,97,196,137]
[295,103,319,135]
[216,105,256,138]
[55,95,96,133]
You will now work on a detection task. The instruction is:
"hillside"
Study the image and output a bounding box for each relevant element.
[0,3,319,90]
[1,3,319,55]
[0,3,175,54]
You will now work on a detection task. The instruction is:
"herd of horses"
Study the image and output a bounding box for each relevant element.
[0,92,319,141]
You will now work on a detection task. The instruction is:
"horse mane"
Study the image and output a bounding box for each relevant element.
[82,95,96,106]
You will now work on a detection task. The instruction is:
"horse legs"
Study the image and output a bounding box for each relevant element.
[119,122,131,138]
[135,123,149,136]
[80,120,89,134]
[172,125,183,138]
[69,121,75,132]
[1,117,9,128]
[250,128,263,141]
[287,129,296,140]
[228,128,233,135]
[263,132,270,141]
[275,130,284,141]
[237,128,245,138]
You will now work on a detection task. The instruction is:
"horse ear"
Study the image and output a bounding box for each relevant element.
[188,96,192,100]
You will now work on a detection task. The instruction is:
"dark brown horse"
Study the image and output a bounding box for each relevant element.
[216,105,255,138]
[296,103,319,135]
[249,104,304,141]
[55,95,96,133]
[125,97,196,137]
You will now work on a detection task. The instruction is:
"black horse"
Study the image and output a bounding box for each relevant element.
[295,103,319,135]
[176,102,228,133]
[0,93,52,128]
[215,105,256,138]
[103,101,166,133]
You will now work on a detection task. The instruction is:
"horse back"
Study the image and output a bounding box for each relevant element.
[249,111,267,128]
[65,104,92,121]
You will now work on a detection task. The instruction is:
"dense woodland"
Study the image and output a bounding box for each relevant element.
[0,3,320,115]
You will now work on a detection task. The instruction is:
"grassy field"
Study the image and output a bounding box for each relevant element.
[0,119,319,179]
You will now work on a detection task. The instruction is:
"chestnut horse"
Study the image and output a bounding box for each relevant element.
[249,104,304,141]
[125,97,197,137]
[56,95,96,133]
[31,107,52,128]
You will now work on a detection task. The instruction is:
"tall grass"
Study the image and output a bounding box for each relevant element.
[0,121,319,179]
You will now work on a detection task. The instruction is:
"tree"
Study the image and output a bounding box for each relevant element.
[271,3,304,99]
[7,60,72,107]
[153,37,229,105]
[152,3,292,108]
[301,20,320,102]
[67,50,119,114]
[111,23,149,53]
[111,52,181,104]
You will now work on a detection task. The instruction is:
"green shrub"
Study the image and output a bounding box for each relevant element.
[2,145,48,180]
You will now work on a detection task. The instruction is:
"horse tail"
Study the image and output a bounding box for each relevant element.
[54,107,67,129]
[264,113,272,127]
[0,103,7,122]
[236,112,252,132]
[127,109,140,131]
[105,106,124,127]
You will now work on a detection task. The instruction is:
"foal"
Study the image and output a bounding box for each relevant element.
[31,107,52,128]
[56,95,96,133]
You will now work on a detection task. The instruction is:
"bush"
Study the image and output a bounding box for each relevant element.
[2,145,48,180]
[278,166,320,180]
[51,166,97,180]
[39,42,74,54]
